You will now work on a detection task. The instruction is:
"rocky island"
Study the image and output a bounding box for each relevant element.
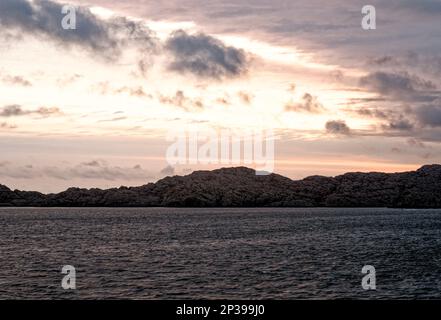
[1,165,441,208]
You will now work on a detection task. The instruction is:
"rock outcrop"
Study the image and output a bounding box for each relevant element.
[1,165,441,208]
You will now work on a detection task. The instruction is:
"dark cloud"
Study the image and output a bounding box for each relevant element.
[383,119,415,131]
[415,103,441,127]
[356,106,416,132]
[325,120,351,135]
[359,71,438,101]
[0,105,61,117]
[367,53,441,78]
[68,0,441,76]
[356,107,389,119]
[369,56,396,66]
[165,30,250,79]
[400,0,441,14]
[285,93,324,113]
[354,99,441,141]
[0,105,27,117]
[348,97,387,104]
[0,0,157,60]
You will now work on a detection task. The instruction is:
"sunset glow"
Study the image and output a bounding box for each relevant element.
[1,0,440,192]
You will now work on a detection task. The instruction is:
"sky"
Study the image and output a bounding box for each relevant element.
[0,0,441,192]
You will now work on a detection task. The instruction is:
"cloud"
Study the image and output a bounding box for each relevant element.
[359,71,437,101]
[158,90,204,110]
[81,160,101,167]
[407,138,427,148]
[93,82,151,98]
[0,105,61,117]
[57,73,82,87]
[165,30,250,79]
[2,75,32,87]
[356,106,417,132]
[369,56,397,66]
[238,91,253,104]
[0,0,158,60]
[216,96,231,105]
[356,107,389,119]
[367,53,441,78]
[383,119,415,131]
[0,105,27,117]
[399,0,441,14]
[114,86,150,98]
[0,160,153,181]
[66,0,441,77]
[160,165,175,176]
[325,120,351,135]
[354,99,441,141]
[0,122,17,129]
[415,103,441,127]
[285,93,325,113]
[329,70,344,82]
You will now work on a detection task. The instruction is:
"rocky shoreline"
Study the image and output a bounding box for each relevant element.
[1,165,441,208]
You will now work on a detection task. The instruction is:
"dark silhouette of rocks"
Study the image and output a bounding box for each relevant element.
[1,165,441,208]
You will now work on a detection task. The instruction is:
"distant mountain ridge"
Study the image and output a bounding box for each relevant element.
[1,165,441,208]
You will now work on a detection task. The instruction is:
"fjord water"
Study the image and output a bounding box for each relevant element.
[0,208,440,299]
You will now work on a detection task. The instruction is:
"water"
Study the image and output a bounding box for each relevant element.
[0,207,440,299]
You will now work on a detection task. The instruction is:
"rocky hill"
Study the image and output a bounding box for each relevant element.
[1,165,441,208]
